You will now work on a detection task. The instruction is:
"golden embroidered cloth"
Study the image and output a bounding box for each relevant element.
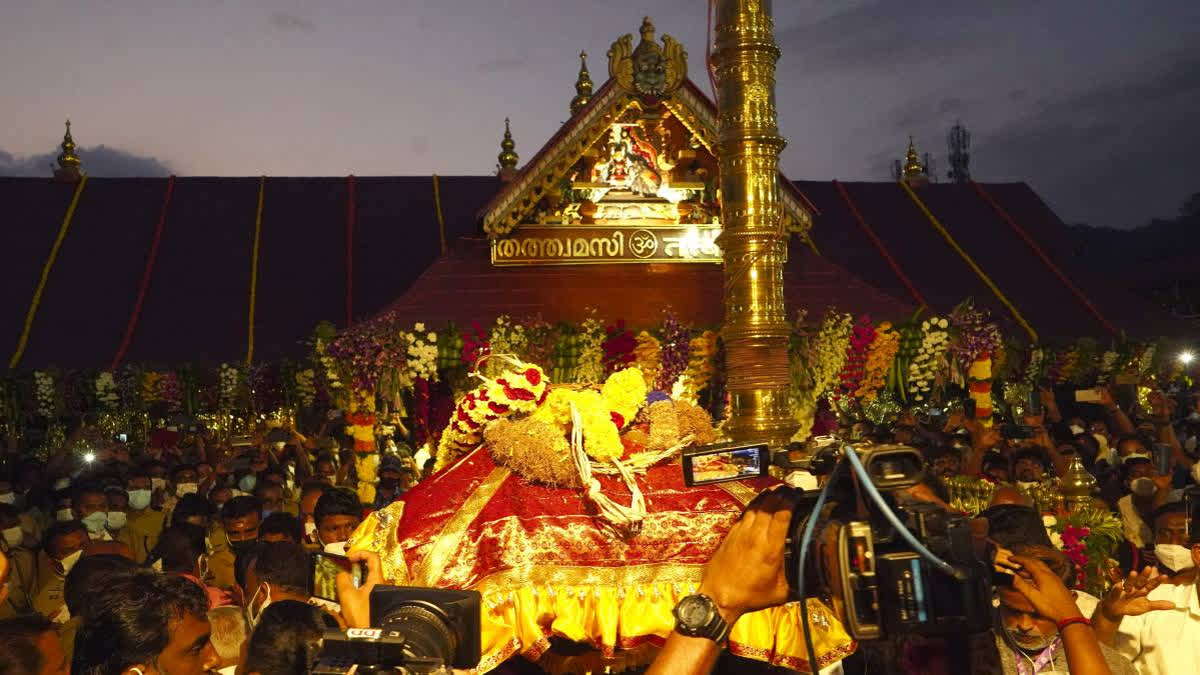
[349,447,855,673]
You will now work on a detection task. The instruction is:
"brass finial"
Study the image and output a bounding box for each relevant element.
[570,51,593,116]
[902,137,924,179]
[640,16,656,42]
[497,118,519,180]
[54,119,82,182]
[1059,454,1098,501]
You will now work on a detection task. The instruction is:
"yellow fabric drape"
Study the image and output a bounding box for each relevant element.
[9,175,89,368]
[900,180,1039,342]
[245,176,265,364]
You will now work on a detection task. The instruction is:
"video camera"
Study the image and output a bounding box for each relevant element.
[683,441,992,643]
[312,586,481,674]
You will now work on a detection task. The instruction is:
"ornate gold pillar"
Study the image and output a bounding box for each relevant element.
[713,0,795,446]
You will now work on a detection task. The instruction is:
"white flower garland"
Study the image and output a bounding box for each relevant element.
[95,371,120,410]
[316,337,343,390]
[295,368,316,407]
[218,363,240,411]
[401,323,439,383]
[34,371,56,418]
[488,315,528,364]
[908,317,949,402]
[1097,350,1118,384]
[573,316,606,385]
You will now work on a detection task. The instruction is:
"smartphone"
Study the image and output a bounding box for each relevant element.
[114,432,129,443]
[309,552,366,603]
[1074,388,1103,404]
[682,442,769,486]
[999,424,1036,440]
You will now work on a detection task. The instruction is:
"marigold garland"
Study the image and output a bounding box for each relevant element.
[600,366,647,427]
[675,330,717,405]
[856,321,899,401]
[631,331,662,389]
[435,359,548,469]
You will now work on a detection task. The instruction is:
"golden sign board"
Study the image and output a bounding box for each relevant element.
[491,225,722,266]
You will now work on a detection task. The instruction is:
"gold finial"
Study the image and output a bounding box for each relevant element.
[1058,454,1098,501]
[640,16,656,42]
[54,119,82,182]
[497,118,519,180]
[902,137,924,179]
[570,51,593,116]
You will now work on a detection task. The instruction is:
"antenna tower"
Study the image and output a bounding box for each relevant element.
[947,120,971,183]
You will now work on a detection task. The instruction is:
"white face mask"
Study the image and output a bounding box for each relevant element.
[150,477,167,492]
[82,511,109,534]
[1154,544,1196,572]
[128,488,152,511]
[59,548,83,575]
[106,511,128,531]
[247,584,271,627]
[175,482,199,497]
[304,521,317,541]
[323,540,347,556]
[1130,477,1157,498]
[2,525,23,548]
[56,508,74,522]
[0,492,14,505]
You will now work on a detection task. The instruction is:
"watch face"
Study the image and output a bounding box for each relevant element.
[678,595,713,626]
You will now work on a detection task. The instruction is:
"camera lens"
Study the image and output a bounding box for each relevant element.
[379,602,457,665]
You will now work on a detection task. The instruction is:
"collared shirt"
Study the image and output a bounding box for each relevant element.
[1115,579,1200,674]
[1117,495,1154,549]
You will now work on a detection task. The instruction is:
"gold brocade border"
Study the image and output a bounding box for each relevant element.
[474,561,704,591]
[729,640,858,673]
[411,466,512,585]
[717,480,763,507]
[348,500,409,583]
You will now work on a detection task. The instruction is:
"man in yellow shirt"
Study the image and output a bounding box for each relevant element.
[125,468,165,563]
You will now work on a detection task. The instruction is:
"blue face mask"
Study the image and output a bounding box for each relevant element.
[238,475,257,493]
[261,509,276,519]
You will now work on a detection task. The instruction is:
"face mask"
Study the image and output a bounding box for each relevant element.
[151,477,167,492]
[247,584,271,628]
[323,540,347,556]
[273,441,287,452]
[1068,424,1085,436]
[197,554,209,581]
[1154,544,1196,572]
[128,489,152,511]
[82,511,109,534]
[228,538,256,557]
[59,548,83,576]
[1122,452,1152,464]
[53,477,71,491]
[2,525,23,548]
[107,511,128,531]
[304,521,317,541]
[261,509,276,519]
[0,493,14,505]
[238,475,257,493]
[175,482,199,497]
[1130,477,1157,498]
[378,478,399,491]
[56,508,74,522]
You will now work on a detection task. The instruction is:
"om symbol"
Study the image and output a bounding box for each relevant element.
[629,229,658,259]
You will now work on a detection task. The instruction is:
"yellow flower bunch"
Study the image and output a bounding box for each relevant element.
[142,372,163,403]
[856,323,900,401]
[601,367,647,425]
[676,330,717,405]
[632,331,662,389]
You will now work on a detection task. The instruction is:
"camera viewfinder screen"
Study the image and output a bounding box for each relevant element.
[691,446,763,484]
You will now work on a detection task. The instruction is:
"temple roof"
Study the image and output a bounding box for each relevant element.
[0,175,1188,369]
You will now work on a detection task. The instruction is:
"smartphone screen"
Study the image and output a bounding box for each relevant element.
[309,552,365,602]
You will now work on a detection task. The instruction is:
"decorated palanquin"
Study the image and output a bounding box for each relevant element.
[349,358,855,673]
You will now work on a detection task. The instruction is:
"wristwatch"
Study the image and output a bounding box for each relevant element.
[673,594,731,643]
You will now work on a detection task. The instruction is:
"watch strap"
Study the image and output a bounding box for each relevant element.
[673,594,731,643]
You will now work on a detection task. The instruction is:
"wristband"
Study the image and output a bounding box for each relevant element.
[1056,616,1092,632]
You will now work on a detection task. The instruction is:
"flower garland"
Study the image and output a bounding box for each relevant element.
[601,320,636,374]
[600,366,647,427]
[791,310,853,441]
[967,352,994,425]
[573,315,606,385]
[435,359,548,469]
[488,316,528,369]
[948,301,1002,387]
[142,372,163,404]
[34,371,56,419]
[95,371,119,410]
[1097,350,1118,384]
[837,315,876,399]
[218,363,240,411]
[159,371,183,415]
[1044,503,1122,597]
[631,331,662,389]
[295,368,316,407]
[857,322,899,401]
[436,325,465,371]
[461,322,490,368]
[402,323,439,383]
[675,330,717,405]
[657,312,692,391]
[907,317,949,402]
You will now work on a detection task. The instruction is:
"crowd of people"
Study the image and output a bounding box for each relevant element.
[0,382,1197,674]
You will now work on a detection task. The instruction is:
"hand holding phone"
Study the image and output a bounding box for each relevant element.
[1074,388,1103,404]
[309,552,366,602]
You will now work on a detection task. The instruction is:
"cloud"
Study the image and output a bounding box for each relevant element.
[0,145,171,177]
[269,11,316,33]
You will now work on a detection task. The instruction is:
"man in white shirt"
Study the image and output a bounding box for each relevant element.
[1093,529,1200,674]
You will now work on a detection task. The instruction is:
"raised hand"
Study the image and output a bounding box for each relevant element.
[1009,554,1085,623]
[1099,566,1176,621]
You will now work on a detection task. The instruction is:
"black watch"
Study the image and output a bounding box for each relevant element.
[673,594,731,643]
